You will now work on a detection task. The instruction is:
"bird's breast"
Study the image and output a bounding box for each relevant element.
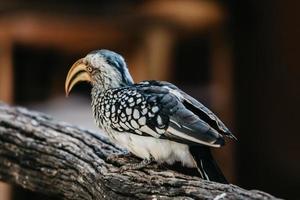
[109,131,196,168]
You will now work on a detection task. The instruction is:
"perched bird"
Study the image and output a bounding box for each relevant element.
[65,49,236,183]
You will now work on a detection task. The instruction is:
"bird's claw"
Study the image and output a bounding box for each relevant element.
[118,157,154,172]
[107,152,132,162]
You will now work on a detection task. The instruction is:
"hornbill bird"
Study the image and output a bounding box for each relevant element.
[65,49,236,183]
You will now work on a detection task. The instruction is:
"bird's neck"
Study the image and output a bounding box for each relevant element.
[92,80,122,92]
[91,85,113,98]
[92,69,133,92]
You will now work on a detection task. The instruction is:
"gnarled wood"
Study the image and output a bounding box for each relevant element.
[0,103,280,200]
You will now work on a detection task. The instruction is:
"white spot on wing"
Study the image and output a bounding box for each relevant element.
[111,105,116,113]
[152,106,159,113]
[138,116,146,126]
[157,115,163,125]
[148,112,155,117]
[133,109,140,119]
[126,108,132,115]
[141,108,148,115]
[130,120,139,129]
[136,98,142,104]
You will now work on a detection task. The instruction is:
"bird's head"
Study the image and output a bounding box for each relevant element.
[65,49,134,96]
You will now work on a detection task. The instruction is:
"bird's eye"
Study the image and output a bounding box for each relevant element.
[86,66,93,72]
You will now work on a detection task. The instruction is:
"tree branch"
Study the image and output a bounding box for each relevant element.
[0,103,280,200]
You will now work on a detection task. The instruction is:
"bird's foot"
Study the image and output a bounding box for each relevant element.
[107,152,132,162]
[119,156,154,172]
[107,152,133,166]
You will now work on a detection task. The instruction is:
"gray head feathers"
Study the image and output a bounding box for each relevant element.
[85,49,134,89]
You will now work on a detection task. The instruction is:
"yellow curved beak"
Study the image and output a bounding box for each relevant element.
[65,58,91,97]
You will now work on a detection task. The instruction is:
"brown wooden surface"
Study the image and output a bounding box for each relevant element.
[0,103,281,200]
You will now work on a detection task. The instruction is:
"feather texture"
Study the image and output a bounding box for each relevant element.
[92,80,235,147]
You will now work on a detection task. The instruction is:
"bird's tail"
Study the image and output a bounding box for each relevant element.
[189,146,228,184]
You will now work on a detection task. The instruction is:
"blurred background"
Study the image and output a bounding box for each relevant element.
[0,0,299,199]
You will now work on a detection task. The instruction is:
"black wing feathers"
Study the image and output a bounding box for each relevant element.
[137,81,226,146]
[140,80,236,140]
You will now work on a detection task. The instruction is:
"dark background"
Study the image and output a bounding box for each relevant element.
[0,0,299,199]
[232,1,300,198]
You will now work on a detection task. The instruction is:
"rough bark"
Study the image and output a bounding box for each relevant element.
[0,103,280,200]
